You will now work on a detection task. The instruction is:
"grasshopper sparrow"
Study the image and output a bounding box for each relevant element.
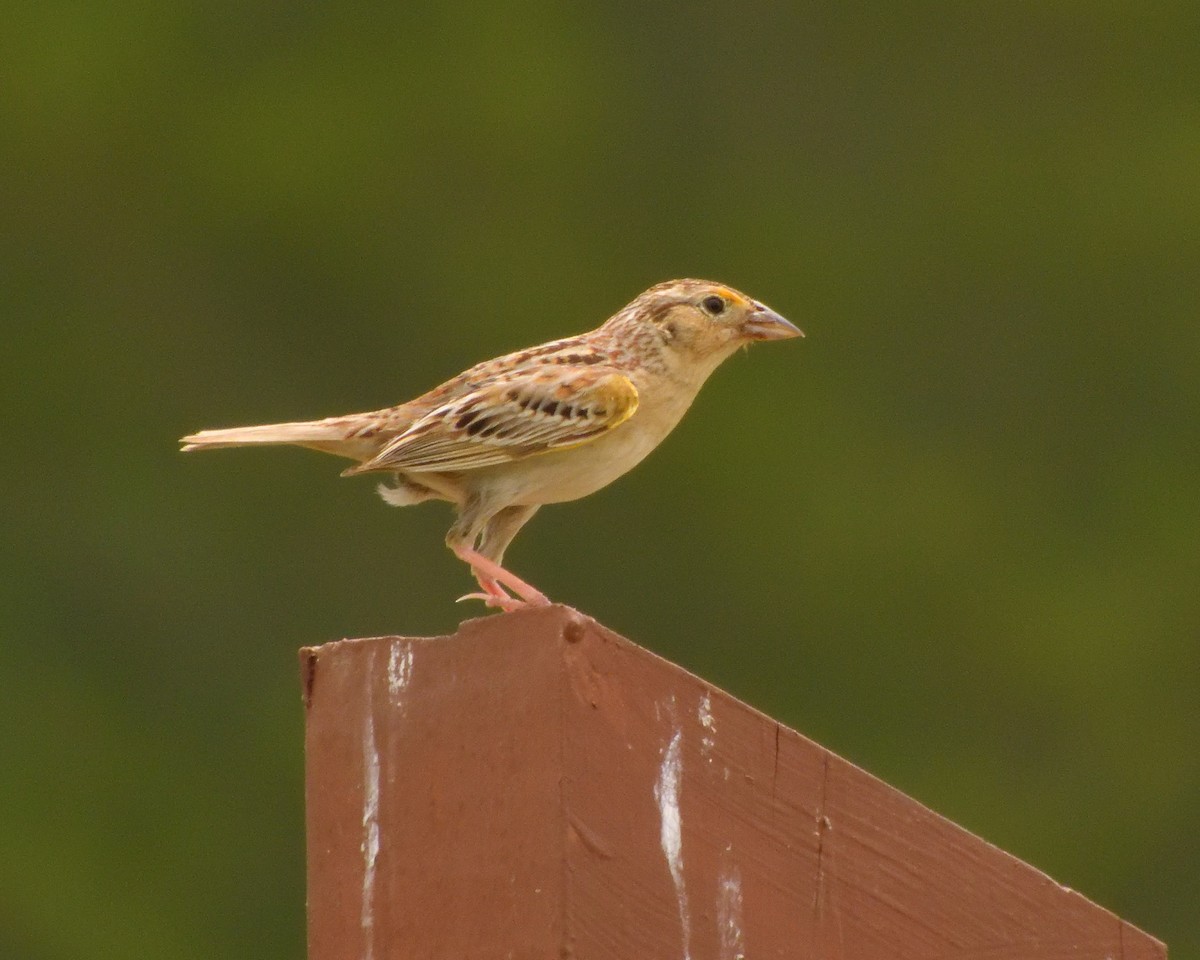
[181,279,802,610]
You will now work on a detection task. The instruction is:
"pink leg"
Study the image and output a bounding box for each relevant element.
[450,543,550,608]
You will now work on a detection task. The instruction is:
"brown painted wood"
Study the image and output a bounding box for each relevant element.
[302,605,1165,960]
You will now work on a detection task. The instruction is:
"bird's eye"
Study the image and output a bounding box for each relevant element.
[701,295,726,315]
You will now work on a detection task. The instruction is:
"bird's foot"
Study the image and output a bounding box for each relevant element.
[456,575,526,612]
[450,544,551,608]
[455,591,527,612]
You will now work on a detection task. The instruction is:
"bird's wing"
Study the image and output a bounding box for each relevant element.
[343,366,639,475]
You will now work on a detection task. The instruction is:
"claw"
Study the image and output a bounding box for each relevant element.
[456,591,527,613]
[456,591,493,604]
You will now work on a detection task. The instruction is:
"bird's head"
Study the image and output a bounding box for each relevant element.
[603,279,802,381]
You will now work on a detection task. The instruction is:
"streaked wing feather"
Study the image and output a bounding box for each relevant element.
[346,367,639,474]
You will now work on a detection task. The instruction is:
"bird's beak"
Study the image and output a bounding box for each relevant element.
[741,304,804,341]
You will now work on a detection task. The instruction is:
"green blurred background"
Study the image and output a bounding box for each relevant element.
[3,2,1197,957]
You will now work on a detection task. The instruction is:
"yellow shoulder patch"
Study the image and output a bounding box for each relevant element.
[595,373,640,429]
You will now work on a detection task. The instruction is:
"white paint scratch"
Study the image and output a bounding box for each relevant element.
[387,640,413,706]
[361,669,381,960]
[655,724,690,960]
[716,862,745,960]
[698,691,716,757]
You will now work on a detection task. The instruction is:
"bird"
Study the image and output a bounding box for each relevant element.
[180,279,802,611]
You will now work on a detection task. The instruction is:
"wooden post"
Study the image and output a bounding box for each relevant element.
[301,605,1165,960]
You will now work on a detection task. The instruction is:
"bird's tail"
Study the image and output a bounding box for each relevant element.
[179,418,376,460]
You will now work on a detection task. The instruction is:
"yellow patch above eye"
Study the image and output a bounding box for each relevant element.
[713,287,748,307]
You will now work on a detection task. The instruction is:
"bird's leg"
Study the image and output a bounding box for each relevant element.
[477,505,548,606]
[448,503,547,610]
[451,543,549,607]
